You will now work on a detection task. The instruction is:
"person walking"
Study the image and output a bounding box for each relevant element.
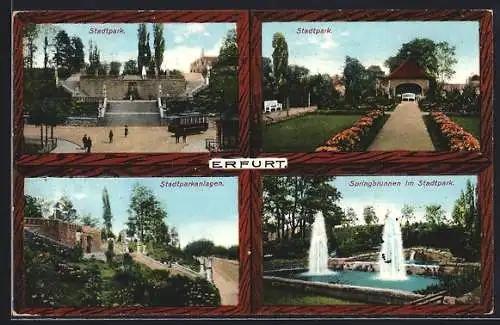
[124,125,129,138]
[87,137,92,153]
[182,133,187,144]
[109,130,114,143]
[82,134,88,151]
[175,131,180,144]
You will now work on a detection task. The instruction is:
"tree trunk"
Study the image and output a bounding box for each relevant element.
[40,125,44,147]
[45,125,48,145]
[51,126,54,139]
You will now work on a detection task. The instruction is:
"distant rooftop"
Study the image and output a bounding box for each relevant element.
[387,58,428,79]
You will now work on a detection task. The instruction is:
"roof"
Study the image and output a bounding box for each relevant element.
[387,58,428,79]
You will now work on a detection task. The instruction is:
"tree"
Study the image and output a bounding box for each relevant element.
[262,57,277,100]
[123,59,138,75]
[98,62,110,76]
[80,213,99,228]
[209,29,238,115]
[451,180,480,257]
[70,37,85,73]
[109,61,122,76]
[286,65,310,107]
[308,73,339,109]
[272,32,289,108]
[102,188,113,238]
[385,38,457,82]
[52,196,78,223]
[53,30,73,71]
[401,204,416,226]
[145,32,153,75]
[87,41,101,76]
[343,207,357,226]
[44,97,69,139]
[23,24,39,69]
[169,227,180,248]
[343,56,367,105]
[424,204,447,226]
[127,183,168,245]
[25,195,44,219]
[262,176,343,245]
[363,206,377,225]
[365,65,386,97]
[184,239,215,257]
[137,23,148,74]
[153,23,165,77]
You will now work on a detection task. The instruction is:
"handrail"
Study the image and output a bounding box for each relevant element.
[409,290,447,305]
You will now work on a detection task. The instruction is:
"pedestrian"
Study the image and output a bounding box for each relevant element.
[82,134,88,151]
[87,137,92,153]
[124,125,129,137]
[175,132,180,143]
[109,130,114,143]
[182,133,187,143]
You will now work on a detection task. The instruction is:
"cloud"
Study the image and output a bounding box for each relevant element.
[289,52,343,75]
[73,193,88,200]
[162,38,222,72]
[171,23,211,44]
[176,218,238,248]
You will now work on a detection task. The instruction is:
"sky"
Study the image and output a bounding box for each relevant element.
[263,21,479,83]
[24,177,238,248]
[330,175,477,225]
[32,23,236,73]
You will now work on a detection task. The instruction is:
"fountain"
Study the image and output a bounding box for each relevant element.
[303,211,335,275]
[378,213,407,280]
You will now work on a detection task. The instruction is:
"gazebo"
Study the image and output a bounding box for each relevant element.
[385,58,430,99]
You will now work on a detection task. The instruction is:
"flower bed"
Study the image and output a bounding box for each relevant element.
[427,112,480,152]
[315,110,386,152]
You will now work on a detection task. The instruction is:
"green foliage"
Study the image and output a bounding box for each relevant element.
[272,32,289,105]
[109,61,122,76]
[80,213,99,227]
[102,188,113,236]
[52,195,79,222]
[123,59,138,75]
[106,240,115,264]
[363,206,377,225]
[24,194,45,219]
[70,36,85,73]
[137,23,148,74]
[415,266,480,297]
[153,23,165,76]
[334,224,383,257]
[126,183,169,245]
[184,239,215,257]
[424,204,447,226]
[343,56,367,105]
[308,73,340,109]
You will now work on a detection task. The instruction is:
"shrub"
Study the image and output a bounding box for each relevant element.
[315,109,386,152]
[428,112,480,152]
[415,266,481,297]
[106,240,115,264]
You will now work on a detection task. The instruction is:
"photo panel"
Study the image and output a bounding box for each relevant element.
[17,16,244,156]
[257,18,489,156]
[17,176,243,315]
[257,174,492,315]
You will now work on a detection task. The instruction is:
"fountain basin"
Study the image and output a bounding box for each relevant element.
[266,268,439,292]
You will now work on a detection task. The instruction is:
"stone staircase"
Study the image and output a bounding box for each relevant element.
[102,100,161,126]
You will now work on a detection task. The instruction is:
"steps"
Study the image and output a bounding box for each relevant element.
[102,100,161,126]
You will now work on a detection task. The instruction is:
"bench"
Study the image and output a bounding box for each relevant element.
[263,100,283,113]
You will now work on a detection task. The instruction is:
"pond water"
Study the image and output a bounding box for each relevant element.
[268,269,440,292]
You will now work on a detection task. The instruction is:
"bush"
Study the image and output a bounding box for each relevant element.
[106,240,115,264]
[415,266,481,297]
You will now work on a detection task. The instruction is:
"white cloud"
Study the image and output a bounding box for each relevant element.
[171,23,211,45]
[290,53,343,75]
[176,218,238,249]
[73,193,88,200]
[162,38,222,72]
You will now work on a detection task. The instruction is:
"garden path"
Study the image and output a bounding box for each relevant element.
[51,139,84,153]
[212,257,239,305]
[367,102,435,151]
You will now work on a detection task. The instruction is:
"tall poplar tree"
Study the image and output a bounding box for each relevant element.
[153,23,165,77]
[102,188,113,238]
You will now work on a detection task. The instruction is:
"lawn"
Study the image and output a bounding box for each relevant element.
[263,114,361,152]
[450,116,481,139]
[264,284,362,305]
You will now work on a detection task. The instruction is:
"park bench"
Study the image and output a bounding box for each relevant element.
[263,100,283,113]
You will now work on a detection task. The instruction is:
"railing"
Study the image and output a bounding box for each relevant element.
[409,290,447,305]
[205,138,219,152]
[158,97,164,118]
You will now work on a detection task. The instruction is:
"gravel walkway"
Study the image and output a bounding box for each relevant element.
[367,102,435,151]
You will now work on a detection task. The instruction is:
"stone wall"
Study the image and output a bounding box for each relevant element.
[80,77,187,99]
[345,247,464,264]
[264,276,423,304]
[328,258,479,277]
[25,218,79,247]
[80,228,102,253]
